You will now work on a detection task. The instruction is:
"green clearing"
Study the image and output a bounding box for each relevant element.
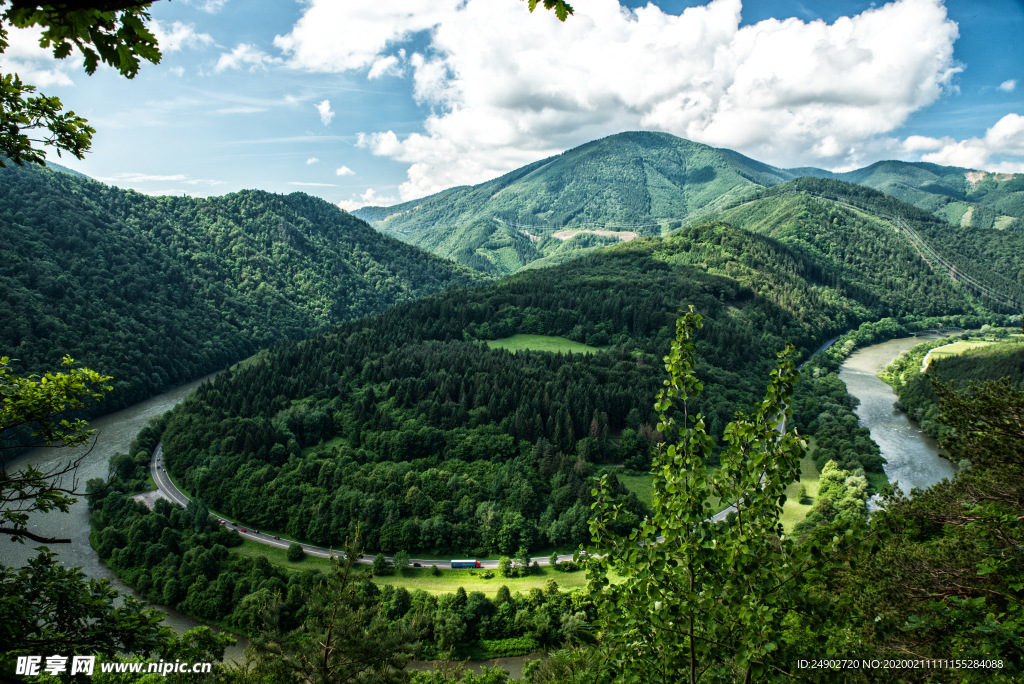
[229,540,597,597]
[994,215,1017,231]
[231,538,337,572]
[371,566,596,597]
[779,451,822,534]
[618,471,723,514]
[485,334,605,354]
[616,473,654,508]
[922,339,996,370]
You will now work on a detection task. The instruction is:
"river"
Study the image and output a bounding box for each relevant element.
[0,372,247,661]
[838,335,955,494]
[1,334,954,670]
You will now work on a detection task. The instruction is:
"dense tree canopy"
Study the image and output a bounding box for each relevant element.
[0,163,482,413]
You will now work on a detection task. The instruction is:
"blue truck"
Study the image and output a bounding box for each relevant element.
[450,559,481,569]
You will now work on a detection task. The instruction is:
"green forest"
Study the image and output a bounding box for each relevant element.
[76,313,1023,682]
[880,329,1024,440]
[143,210,1010,559]
[0,163,482,414]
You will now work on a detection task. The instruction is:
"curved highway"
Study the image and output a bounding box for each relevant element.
[151,443,575,569]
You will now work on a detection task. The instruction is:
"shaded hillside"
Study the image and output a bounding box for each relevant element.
[0,164,483,412]
[707,178,1024,313]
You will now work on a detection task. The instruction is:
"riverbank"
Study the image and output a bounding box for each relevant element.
[838,336,955,495]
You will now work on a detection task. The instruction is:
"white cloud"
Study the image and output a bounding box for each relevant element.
[96,172,226,191]
[276,0,964,200]
[182,0,229,12]
[215,43,280,72]
[274,1,462,72]
[316,99,335,125]
[169,66,185,77]
[336,165,355,176]
[919,114,1024,171]
[998,79,1017,93]
[902,135,944,153]
[337,187,398,211]
[213,106,266,115]
[368,54,402,79]
[150,20,213,52]
[306,157,320,165]
[0,25,78,87]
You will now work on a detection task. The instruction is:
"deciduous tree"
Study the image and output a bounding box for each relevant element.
[0,1,161,166]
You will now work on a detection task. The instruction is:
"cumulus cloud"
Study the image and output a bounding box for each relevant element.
[275,0,964,200]
[919,114,1024,171]
[306,157,320,165]
[150,20,213,52]
[336,165,355,176]
[316,99,335,125]
[274,2,462,72]
[0,25,78,87]
[337,187,398,211]
[368,53,403,80]
[215,43,280,72]
[998,79,1017,92]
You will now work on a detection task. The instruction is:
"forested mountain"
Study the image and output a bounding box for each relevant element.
[157,206,1005,558]
[836,161,1024,230]
[0,163,483,413]
[353,132,797,275]
[354,131,1024,275]
[706,178,1024,312]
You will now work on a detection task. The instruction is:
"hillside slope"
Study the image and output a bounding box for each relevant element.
[707,178,1024,313]
[0,164,483,412]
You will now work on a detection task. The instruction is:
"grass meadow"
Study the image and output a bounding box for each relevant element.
[486,334,605,354]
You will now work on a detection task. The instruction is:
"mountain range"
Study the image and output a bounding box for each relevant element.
[353,131,1024,276]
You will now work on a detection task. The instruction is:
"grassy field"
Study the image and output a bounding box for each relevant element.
[371,565,595,597]
[230,539,598,597]
[617,471,723,514]
[231,538,337,572]
[779,452,822,533]
[922,339,995,370]
[486,334,604,354]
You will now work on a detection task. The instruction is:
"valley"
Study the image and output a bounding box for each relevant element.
[3,131,1023,680]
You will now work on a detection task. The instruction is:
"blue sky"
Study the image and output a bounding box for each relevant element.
[3,0,1021,208]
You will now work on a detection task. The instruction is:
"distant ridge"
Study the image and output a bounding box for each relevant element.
[353,131,1023,275]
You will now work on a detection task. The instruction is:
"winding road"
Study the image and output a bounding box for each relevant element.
[150,443,575,570]
[148,339,835,569]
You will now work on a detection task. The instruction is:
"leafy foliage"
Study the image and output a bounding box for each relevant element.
[1,355,111,542]
[585,308,818,682]
[524,0,574,22]
[0,1,161,166]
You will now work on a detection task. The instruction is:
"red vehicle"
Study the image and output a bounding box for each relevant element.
[241,528,246,532]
